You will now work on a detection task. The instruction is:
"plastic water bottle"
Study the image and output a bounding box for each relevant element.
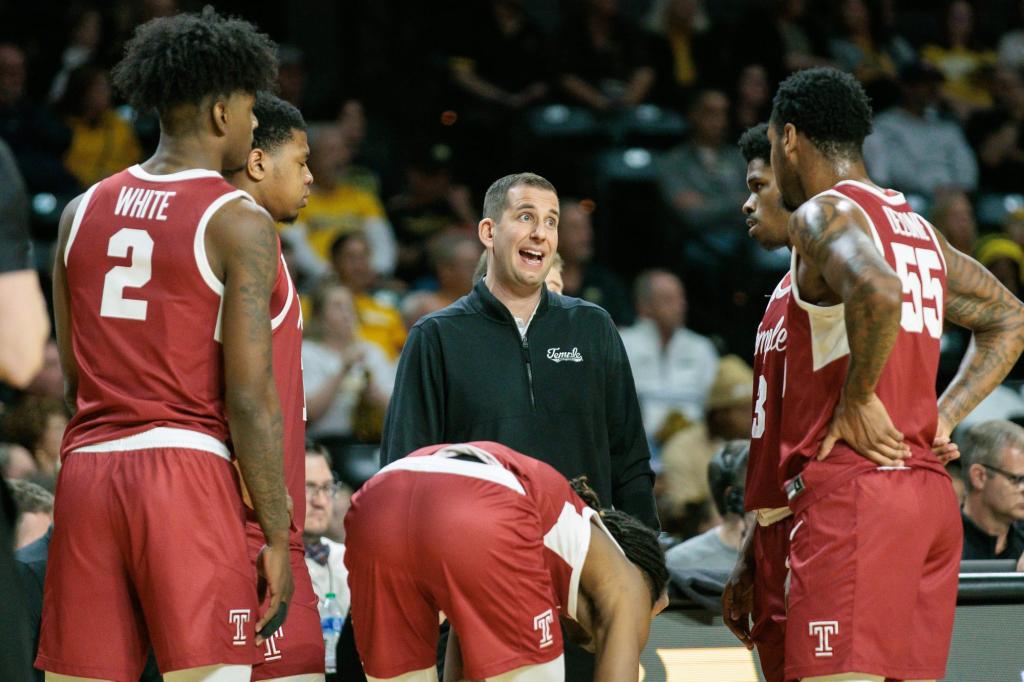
[319,592,343,673]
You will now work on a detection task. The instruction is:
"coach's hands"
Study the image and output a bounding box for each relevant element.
[255,540,294,645]
[722,557,755,649]
[819,393,910,466]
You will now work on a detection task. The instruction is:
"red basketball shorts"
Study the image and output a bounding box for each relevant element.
[751,514,794,682]
[37,447,262,681]
[246,528,325,680]
[785,467,962,681]
[344,468,563,680]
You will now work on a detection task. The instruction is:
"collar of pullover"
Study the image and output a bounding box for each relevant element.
[469,278,550,326]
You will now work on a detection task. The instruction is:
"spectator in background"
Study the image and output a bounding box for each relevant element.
[666,440,748,572]
[646,0,721,106]
[736,0,832,85]
[620,269,718,436]
[959,420,1024,566]
[922,0,997,120]
[730,64,772,141]
[0,138,49,389]
[657,355,753,538]
[3,397,66,477]
[276,45,306,109]
[863,62,978,196]
[399,290,446,331]
[55,65,141,188]
[430,232,482,306]
[557,199,633,325]
[289,122,396,280]
[448,0,550,114]
[558,0,655,111]
[998,0,1024,69]
[0,42,79,198]
[930,189,977,254]
[330,232,407,361]
[965,65,1024,194]
[47,6,103,103]
[302,282,395,451]
[303,442,350,612]
[828,0,914,86]
[388,143,476,282]
[0,443,37,480]
[336,99,382,195]
[9,479,51,550]
[656,89,748,234]
[975,234,1024,300]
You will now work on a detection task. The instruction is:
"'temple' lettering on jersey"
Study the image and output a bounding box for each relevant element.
[114,186,177,222]
[882,206,930,242]
[754,316,787,357]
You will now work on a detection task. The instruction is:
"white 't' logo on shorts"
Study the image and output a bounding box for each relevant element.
[229,609,251,646]
[809,620,839,657]
[263,626,284,661]
[533,609,554,648]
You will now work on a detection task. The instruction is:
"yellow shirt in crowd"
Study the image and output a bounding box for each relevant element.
[64,112,142,187]
[298,183,387,261]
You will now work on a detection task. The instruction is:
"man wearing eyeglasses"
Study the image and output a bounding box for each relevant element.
[303,442,351,612]
[960,420,1024,568]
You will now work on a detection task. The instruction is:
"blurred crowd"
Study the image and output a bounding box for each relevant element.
[3,0,1024,552]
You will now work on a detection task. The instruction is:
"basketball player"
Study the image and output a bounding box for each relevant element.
[225,92,325,681]
[344,441,669,682]
[720,122,795,682]
[38,10,294,682]
[769,68,1024,681]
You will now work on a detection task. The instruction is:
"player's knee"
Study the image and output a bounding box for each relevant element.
[486,655,564,682]
[162,664,253,682]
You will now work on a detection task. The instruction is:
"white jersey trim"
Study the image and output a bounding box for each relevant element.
[127,164,223,182]
[270,254,295,331]
[376,451,527,495]
[834,179,907,206]
[71,426,230,460]
[194,190,253,297]
[63,182,101,267]
[542,505,623,621]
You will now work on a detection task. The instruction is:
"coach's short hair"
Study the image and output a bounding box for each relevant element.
[111,7,277,120]
[770,67,873,162]
[960,420,1024,486]
[252,92,306,153]
[738,123,772,165]
[482,172,557,222]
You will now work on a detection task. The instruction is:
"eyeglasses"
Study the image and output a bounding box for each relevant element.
[305,482,340,499]
[981,464,1024,488]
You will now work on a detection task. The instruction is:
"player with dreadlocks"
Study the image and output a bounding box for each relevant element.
[343,441,669,682]
[39,8,293,682]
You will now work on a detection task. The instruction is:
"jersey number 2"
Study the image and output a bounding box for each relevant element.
[100,228,153,321]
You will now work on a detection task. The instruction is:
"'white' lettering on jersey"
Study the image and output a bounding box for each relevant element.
[114,186,177,221]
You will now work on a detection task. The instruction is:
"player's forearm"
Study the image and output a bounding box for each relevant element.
[228,388,290,544]
[940,327,1024,429]
[841,276,901,403]
[593,617,647,682]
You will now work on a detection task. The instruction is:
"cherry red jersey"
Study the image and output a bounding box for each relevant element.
[252,249,306,541]
[61,165,255,456]
[780,180,949,510]
[746,272,791,511]
[396,441,619,620]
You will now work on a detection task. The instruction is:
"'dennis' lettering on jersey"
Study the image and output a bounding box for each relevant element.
[882,206,931,242]
[114,186,177,222]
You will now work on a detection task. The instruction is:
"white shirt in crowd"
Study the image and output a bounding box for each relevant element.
[304,536,351,617]
[619,318,719,435]
[301,339,396,440]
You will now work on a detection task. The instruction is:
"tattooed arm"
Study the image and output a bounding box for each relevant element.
[938,234,1024,432]
[788,195,909,464]
[208,198,293,638]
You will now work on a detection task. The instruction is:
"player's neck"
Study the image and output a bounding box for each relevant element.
[141,135,227,175]
[963,495,1012,542]
[803,155,871,198]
